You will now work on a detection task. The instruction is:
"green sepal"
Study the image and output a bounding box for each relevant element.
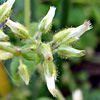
[39,18,51,34]
[43,60,57,78]
[22,52,43,64]
[0,9,10,25]
[0,4,7,20]
[41,43,53,62]
[16,24,30,39]
[58,45,86,58]
[53,29,71,45]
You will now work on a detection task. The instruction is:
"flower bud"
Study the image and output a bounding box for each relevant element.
[29,44,38,51]
[41,43,53,62]
[0,30,8,41]
[0,42,11,46]
[58,45,86,59]
[72,89,83,100]
[38,6,56,34]
[18,61,29,85]
[6,19,30,39]
[43,60,57,97]
[53,21,92,45]
[0,0,15,25]
[0,50,14,60]
[0,42,14,60]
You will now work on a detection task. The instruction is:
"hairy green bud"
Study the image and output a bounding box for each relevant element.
[0,50,14,60]
[53,21,92,45]
[18,61,29,85]
[41,43,53,62]
[38,6,56,34]
[6,19,30,39]
[58,45,86,58]
[0,42,14,60]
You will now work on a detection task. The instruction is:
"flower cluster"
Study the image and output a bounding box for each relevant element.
[0,0,92,97]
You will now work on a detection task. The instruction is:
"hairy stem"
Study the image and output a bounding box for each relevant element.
[29,36,37,44]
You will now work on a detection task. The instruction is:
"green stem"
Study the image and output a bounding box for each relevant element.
[37,32,42,45]
[24,0,31,29]
[59,0,72,29]
[52,49,58,55]
[62,62,77,92]
[51,43,60,50]
[29,36,37,44]
[0,45,36,57]
[56,86,66,100]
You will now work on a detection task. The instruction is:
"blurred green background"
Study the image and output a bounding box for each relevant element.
[0,0,100,100]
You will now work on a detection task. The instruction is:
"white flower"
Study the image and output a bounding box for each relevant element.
[68,21,92,40]
[53,21,92,44]
[72,89,83,100]
[38,6,56,33]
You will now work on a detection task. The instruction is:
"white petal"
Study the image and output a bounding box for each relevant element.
[72,89,83,100]
[45,75,57,97]
[44,6,56,29]
[7,0,15,8]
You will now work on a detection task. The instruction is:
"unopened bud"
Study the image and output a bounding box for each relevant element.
[0,0,15,25]
[72,89,83,100]
[0,42,14,60]
[0,50,14,60]
[38,6,56,34]
[41,43,53,62]
[6,19,30,39]
[43,60,57,97]
[0,42,11,46]
[53,21,92,45]
[18,61,29,85]
[0,30,8,41]
[58,45,86,58]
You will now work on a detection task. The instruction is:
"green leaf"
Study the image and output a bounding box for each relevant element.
[10,57,37,86]
[10,57,22,86]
